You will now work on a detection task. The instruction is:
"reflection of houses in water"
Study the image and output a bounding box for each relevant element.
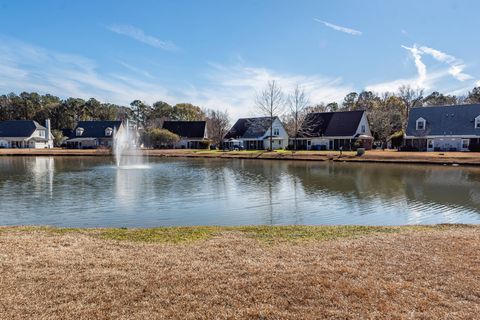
[30,157,55,196]
[403,167,480,211]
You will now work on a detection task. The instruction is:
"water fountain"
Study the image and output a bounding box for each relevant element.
[113,120,149,169]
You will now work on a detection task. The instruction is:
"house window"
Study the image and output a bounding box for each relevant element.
[416,118,426,130]
[462,139,470,149]
[475,116,480,129]
[105,127,113,136]
[273,128,280,136]
[76,127,84,137]
[39,130,45,137]
[361,125,366,133]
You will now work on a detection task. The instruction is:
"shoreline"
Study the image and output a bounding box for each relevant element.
[2,148,480,166]
[1,224,478,319]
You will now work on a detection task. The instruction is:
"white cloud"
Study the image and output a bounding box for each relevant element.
[0,36,175,105]
[401,45,427,87]
[0,36,352,120]
[419,45,472,81]
[314,18,362,36]
[366,44,475,94]
[107,24,177,51]
[186,63,354,120]
[117,60,153,78]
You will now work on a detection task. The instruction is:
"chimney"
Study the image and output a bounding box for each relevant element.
[45,119,51,141]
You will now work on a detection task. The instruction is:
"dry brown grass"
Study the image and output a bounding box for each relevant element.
[0,225,479,319]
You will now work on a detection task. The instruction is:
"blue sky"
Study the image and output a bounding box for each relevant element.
[1,0,479,118]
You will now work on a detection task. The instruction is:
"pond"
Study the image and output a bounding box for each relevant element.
[0,156,479,227]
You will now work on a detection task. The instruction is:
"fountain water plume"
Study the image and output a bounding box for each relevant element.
[113,120,148,169]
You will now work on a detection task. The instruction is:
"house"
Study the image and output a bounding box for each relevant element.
[404,104,480,152]
[0,119,53,148]
[294,110,373,150]
[223,116,288,150]
[162,120,208,148]
[66,120,124,149]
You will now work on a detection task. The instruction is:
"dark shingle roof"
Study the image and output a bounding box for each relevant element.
[298,110,364,137]
[71,121,122,138]
[224,117,277,139]
[162,121,206,139]
[406,104,480,136]
[0,120,46,137]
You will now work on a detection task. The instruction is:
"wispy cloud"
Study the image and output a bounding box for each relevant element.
[0,36,352,120]
[367,44,475,94]
[314,18,362,36]
[107,24,177,51]
[185,63,354,120]
[117,60,152,78]
[0,36,174,105]
[401,45,427,87]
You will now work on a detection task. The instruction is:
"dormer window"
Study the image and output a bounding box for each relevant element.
[105,127,113,136]
[361,125,366,133]
[475,116,480,129]
[273,128,280,136]
[76,127,84,137]
[416,117,426,130]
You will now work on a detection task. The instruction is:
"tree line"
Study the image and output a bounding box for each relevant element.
[257,83,480,149]
[0,93,230,147]
[2,85,480,149]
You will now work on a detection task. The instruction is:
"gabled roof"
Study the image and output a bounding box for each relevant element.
[298,110,365,137]
[71,121,122,138]
[406,104,480,136]
[0,120,46,138]
[162,121,206,139]
[224,117,278,139]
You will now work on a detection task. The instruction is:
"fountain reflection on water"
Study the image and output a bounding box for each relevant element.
[113,120,150,169]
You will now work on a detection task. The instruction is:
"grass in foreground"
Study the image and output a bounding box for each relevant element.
[1,224,468,244]
[0,224,478,319]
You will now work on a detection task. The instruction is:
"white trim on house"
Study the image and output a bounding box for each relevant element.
[475,115,480,129]
[416,117,426,130]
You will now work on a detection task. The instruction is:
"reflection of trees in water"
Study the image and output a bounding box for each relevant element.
[286,161,480,213]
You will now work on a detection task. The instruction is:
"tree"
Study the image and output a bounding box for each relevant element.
[465,87,480,104]
[205,109,230,147]
[148,101,173,127]
[286,84,309,150]
[398,85,423,128]
[141,128,180,148]
[130,100,151,129]
[172,103,205,121]
[342,92,358,110]
[51,129,64,147]
[422,91,457,106]
[255,80,284,150]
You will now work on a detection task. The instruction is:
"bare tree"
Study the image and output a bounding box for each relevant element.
[287,84,309,150]
[205,109,230,148]
[255,80,284,150]
[398,85,424,128]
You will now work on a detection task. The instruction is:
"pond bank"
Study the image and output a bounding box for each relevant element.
[1,224,478,319]
[2,148,480,165]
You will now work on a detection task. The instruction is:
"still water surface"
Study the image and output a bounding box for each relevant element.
[0,156,479,227]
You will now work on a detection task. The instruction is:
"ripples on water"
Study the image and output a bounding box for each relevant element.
[0,156,479,227]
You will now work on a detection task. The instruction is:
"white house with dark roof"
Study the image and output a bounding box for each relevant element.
[66,120,125,149]
[0,119,53,148]
[295,110,372,150]
[162,120,208,149]
[404,104,480,151]
[223,116,288,150]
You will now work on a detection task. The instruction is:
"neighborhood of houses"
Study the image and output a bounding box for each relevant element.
[1,104,480,152]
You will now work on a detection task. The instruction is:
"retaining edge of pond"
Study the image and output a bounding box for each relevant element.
[1,149,480,166]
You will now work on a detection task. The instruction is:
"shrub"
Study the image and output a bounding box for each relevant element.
[141,128,180,148]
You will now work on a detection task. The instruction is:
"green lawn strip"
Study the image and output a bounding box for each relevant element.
[0,224,470,244]
[227,225,465,244]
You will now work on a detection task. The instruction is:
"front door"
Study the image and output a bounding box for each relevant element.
[427,139,434,152]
